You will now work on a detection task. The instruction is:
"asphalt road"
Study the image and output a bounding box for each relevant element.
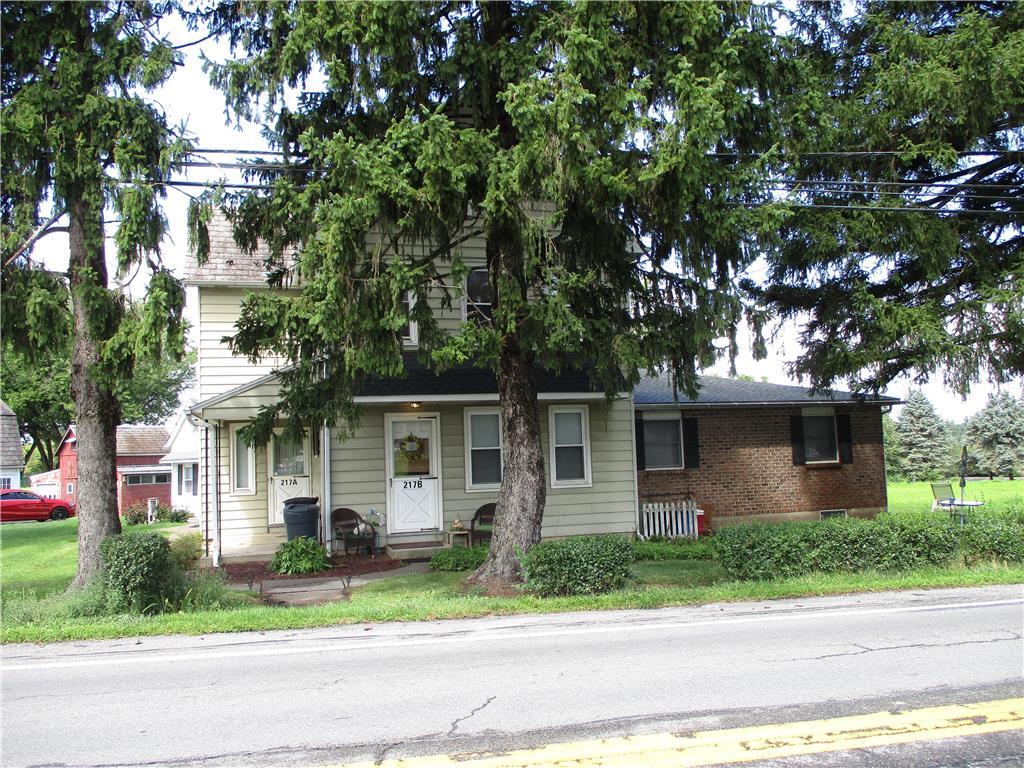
[2,585,1022,768]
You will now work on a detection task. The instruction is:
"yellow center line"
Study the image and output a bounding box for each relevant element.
[334,698,1024,768]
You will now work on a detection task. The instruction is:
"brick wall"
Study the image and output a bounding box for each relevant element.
[637,405,887,527]
[118,479,171,512]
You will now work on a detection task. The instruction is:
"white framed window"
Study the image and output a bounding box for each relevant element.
[230,424,256,495]
[463,268,493,323]
[400,291,418,346]
[464,407,502,491]
[549,405,592,488]
[126,473,171,486]
[642,413,683,469]
[182,463,195,496]
[66,482,74,495]
[802,407,838,463]
[0,478,10,490]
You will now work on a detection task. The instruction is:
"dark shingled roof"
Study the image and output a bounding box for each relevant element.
[634,372,899,407]
[183,214,298,285]
[358,353,605,396]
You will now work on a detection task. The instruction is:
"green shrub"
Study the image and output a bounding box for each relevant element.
[170,532,204,572]
[100,532,182,613]
[157,506,191,523]
[430,545,489,571]
[632,537,716,562]
[522,535,633,596]
[121,502,149,526]
[960,506,1024,564]
[714,515,960,581]
[269,537,330,575]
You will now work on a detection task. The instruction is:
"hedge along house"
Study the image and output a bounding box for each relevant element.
[634,373,899,529]
[186,217,638,564]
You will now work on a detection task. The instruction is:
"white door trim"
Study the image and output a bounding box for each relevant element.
[384,412,443,533]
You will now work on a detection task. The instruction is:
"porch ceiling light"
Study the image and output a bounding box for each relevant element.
[409,401,422,409]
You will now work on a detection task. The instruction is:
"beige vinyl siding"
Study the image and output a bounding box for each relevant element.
[197,287,287,400]
[329,398,637,544]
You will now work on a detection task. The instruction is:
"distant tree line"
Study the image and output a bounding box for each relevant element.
[884,391,1024,482]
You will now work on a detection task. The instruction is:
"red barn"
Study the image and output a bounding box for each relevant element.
[56,425,171,515]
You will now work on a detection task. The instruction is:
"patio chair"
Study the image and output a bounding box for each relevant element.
[331,508,376,556]
[930,483,957,512]
[469,503,495,547]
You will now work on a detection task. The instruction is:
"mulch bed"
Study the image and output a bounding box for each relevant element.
[218,554,402,585]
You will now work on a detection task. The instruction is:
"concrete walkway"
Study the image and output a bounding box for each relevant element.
[247,561,432,606]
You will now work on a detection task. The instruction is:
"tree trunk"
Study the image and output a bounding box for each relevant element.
[68,195,121,589]
[471,340,547,585]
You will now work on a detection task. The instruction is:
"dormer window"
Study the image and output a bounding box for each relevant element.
[465,268,493,323]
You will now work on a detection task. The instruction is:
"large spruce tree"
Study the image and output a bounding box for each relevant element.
[1,2,187,585]
[200,1,788,583]
[967,391,1024,479]
[898,391,949,482]
[752,1,1022,395]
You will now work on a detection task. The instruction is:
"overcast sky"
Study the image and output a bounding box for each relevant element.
[30,23,1022,424]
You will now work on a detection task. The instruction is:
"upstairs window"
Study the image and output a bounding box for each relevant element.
[465,268,493,323]
[399,291,418,345]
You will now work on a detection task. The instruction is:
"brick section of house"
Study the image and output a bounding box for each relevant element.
[637,405,887,527]
[118,478,171,511]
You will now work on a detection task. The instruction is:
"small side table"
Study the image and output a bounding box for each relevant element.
[444,529,471,548]
[941,499,984,526]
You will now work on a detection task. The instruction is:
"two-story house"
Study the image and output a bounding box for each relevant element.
[186,218,638,563]
[186,218,896,564]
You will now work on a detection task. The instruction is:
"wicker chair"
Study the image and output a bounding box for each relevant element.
[469,503,495,547]
[331,508,376,555]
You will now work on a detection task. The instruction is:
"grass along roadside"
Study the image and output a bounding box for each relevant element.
[4,561,1023,644]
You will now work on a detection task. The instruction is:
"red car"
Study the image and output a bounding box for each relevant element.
[0,489,76,522]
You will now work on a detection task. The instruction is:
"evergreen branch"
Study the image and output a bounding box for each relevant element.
[4,208,68,268]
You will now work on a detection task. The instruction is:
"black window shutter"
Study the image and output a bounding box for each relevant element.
[836,414,854,464]
[790,415,806,465]
[682,418,700,468]
[634,415,646,470]
[192,463,200,496]
[177,464,183,495]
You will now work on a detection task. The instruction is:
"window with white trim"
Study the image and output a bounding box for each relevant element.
[0,478,10,490]
[126,473,170,485]
[802,407,838,463]
[465,408,502,491]
[182,463,195,496]
[642,414,683,469]
[400,291,418,345]
[67,482,74,495]
[231,424,256,494]
[549,405,591,487]
[464,268,493,323]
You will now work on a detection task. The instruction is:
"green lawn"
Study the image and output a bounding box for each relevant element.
[887,478,1022,515]
[2,481,1021,644]
[0,518,182,598]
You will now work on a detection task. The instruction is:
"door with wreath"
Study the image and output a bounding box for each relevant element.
[385,414,441,533]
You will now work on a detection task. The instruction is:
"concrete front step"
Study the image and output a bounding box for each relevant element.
[385,541,446,561]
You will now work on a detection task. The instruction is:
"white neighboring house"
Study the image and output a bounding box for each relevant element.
[29,469,61,499]
[160,414,201,521]
[0,400,24,490]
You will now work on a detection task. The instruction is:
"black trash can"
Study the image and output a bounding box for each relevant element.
[282,496,320,541]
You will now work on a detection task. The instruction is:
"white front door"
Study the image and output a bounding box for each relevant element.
[268,431,310,525]
[385,413,442,533]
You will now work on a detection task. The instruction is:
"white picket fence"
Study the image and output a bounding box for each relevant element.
[639,500,703,539]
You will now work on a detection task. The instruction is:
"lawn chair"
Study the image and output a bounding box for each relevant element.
[930,483,956,512]
[331,508,376,556]
[469,503,495,547]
